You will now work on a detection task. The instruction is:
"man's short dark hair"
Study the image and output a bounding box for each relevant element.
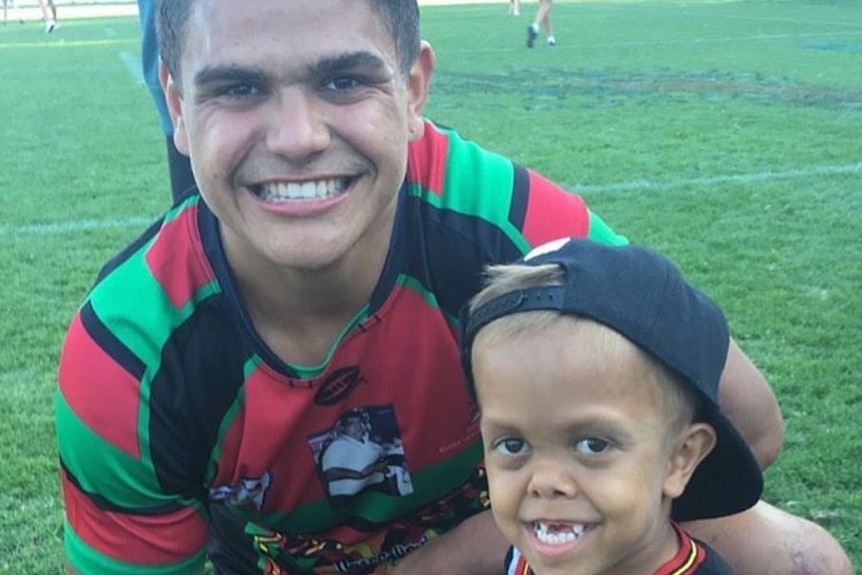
[156,0,420,85]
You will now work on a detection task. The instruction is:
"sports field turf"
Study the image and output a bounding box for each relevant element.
[0,0,859,572]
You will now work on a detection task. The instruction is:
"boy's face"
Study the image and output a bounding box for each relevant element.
[163,0,430,272]
[473,319,687,575]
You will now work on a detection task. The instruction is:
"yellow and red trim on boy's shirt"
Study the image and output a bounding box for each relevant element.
[506,523,710,575]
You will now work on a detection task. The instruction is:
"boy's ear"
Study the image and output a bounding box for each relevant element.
[663,423,717,499]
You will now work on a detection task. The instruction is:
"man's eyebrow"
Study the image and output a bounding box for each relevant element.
[191,52,392,90]
[193,65,269,88]
[308,51,391,77]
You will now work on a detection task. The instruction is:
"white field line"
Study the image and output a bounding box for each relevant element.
[118,50,144,84]
[2,162,860,237]
[438,30,860,54]
[572,162,862,194]
[0,217,153,237]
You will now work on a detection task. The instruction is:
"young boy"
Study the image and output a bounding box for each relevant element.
[459,238,764,575]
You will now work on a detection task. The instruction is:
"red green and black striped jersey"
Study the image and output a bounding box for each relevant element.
[56,120,626,575]
[505,524,738,575]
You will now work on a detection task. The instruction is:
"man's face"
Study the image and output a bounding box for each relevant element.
[164,0,430,272]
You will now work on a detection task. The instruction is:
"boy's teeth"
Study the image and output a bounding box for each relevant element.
[534,522,587,545]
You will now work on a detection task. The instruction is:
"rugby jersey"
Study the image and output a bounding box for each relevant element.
[505,523,738,575]
[56,120,626,575]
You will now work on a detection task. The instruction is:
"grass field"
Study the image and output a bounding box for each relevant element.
[0,1,860,572]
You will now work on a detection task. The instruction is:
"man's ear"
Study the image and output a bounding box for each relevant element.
[160,59,190,155]
[405,41,436,142]
[663,423,717,499]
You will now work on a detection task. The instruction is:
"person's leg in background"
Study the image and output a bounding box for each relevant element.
[38,0,57,33]
[527,0,555,47]
[138,0,196,203]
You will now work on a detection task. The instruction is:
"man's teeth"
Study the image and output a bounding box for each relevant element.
[258,178,348,201]
[534,522,588,545]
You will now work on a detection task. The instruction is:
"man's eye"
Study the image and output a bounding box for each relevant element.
[325,76,361,91]
[494,437,528,457]
[574,437,610,455]
[221,84,259,98]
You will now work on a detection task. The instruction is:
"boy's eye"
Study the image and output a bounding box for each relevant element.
[574,437,610,455]
[493,437,528,457]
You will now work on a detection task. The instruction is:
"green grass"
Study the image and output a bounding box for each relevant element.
[1,1,860,572]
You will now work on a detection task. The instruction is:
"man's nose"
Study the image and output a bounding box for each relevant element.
[266,89,331,160]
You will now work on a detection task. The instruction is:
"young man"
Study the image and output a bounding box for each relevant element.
[460,238,765,575]
[55,0,852,574]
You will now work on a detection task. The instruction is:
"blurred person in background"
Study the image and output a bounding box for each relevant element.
[3,0,25,25]
[38,0,57,33]
[136,0,196,202]
[526,0,555,47]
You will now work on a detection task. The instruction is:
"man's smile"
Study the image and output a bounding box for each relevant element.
[253,177,354,202]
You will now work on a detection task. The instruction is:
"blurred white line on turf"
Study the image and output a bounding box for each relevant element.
[443,30,859,54]
[573,162,862,194]
[119,51,144,84]
[0,217,153,237]
[1,163,859,236]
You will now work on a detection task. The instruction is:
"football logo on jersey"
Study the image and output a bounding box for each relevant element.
[314,366,366,406]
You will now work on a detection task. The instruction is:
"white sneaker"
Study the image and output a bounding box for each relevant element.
[547,36,556,47]
[45,20,56,33]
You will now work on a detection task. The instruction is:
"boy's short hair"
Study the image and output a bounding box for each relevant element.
[469,265,703,433]
[459,237,763,521]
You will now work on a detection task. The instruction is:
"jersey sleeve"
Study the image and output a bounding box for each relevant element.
[407,120,628,260]
[56,306,209,575]
[515,166,629,249]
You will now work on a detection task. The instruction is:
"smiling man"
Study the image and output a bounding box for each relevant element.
[54,1,853,574]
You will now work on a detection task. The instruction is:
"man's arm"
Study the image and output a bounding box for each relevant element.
[389,510,509,575]
[683,501,854,575]
[67,565,205,575]
[689,342,852,575]
[719,338,783,469]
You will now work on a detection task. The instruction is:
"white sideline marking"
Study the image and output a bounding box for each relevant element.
[0,217,153,237]
[1,163,859,237]
[574,162,862,194]
[119,51,145,84]
[443,30,859,54]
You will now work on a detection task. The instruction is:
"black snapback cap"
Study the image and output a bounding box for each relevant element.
[460,238,763,521]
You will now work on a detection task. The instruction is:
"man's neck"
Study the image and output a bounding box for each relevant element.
[224,225,393,367]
